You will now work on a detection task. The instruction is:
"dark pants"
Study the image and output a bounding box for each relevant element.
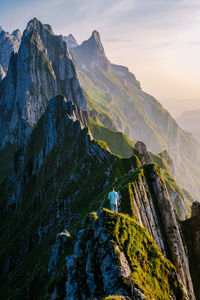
[110,203,118,212]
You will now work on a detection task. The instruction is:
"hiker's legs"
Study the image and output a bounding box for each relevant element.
[114,204,118,213]
[110,203,118,212]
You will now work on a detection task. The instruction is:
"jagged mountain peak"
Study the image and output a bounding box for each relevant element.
[91,29,101,41]
[12,29,22,42]
[64,33,78,49]
[0,26,21,76]
[86,29,106,54]
[24,17,53,37]
[44,23,54,34]
[0,18,87,149]
[71,29,110,70]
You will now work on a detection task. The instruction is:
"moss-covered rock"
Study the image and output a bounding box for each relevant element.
[65,209,185,299]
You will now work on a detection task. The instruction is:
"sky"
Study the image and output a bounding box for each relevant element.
[1,0,200,117]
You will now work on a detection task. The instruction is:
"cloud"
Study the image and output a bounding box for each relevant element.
[105,38,131,43]
[147,40,178,49]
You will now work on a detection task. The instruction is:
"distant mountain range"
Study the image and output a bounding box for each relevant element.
[65,30,200,202]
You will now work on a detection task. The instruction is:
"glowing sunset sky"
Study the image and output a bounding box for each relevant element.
[1,0,200,116]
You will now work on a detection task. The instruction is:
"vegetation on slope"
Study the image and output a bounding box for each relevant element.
[88,117,134,157]
[75,209,185,299]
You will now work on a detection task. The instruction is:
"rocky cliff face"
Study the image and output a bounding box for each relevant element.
[0,18,87,149]
[182,202,200,299]
[64,34,78,49]
[65,209,186,299]
[72,30,110,71]
[0,93,195,299]
[0,27,21,77]
[0,64,5,80]
[68,30,200,202]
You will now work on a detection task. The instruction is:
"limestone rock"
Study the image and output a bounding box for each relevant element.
[0,64,5,80]
[0,27,21,73]
[132,141,152,165]
[71,30,110,71]
[182,204,200,299]
[0,18,87,149]
[64,34,78,49]
[65,210,188,299]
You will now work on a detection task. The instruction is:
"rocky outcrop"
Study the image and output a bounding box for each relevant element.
[132,141,152,165]
[65,209,187,299]
[0,64,5,80]
[71,30,110,71]
[0,28,21,74]
[144,165,194,298]
[64,34,78,49]
[0,18,87,149]
[159,149,174,175]
[182,202,200,299]
[7,95,87,207]
[113,163,195,299]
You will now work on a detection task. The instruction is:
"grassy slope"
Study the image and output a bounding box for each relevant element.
[0,132,140,299]
[88,117,135,157]
[85,209,185,299]
[77,66,200,202]
[88,118,191,218]
[0,135,187,299]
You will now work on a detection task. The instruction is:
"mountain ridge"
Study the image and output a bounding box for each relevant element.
[67,30,200,202]
[0,17,87,149]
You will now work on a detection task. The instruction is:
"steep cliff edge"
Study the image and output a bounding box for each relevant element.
[68,30,200,202]
[65,209,186,299]
[182,202,200,299]
[0,18,87,149]
[0,27,21,78]
[88,118,191,220]
[0,94,195,299]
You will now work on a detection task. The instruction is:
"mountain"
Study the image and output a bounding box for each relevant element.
[63,34,78,48]
[0,18,198,299]
[72,30,110,71]
[0,93,194,299]
[182,202,200,299]
[0,18,87,149]
[68,31,200,202]
[89,118,192,220]
[176,109,200,143]
[0,27,21,78]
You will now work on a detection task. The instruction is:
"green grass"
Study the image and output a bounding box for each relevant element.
[89,117,135,157]
[101,209,185,300]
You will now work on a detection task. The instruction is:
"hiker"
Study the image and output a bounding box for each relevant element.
[108,187,119,212]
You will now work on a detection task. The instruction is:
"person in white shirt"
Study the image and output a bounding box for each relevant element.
[108,187,119,212]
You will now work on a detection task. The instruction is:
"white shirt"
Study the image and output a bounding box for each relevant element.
[108,191,119,205]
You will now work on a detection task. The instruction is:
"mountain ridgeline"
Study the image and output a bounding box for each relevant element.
[67,30,200,202]
[0,18,199,299]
